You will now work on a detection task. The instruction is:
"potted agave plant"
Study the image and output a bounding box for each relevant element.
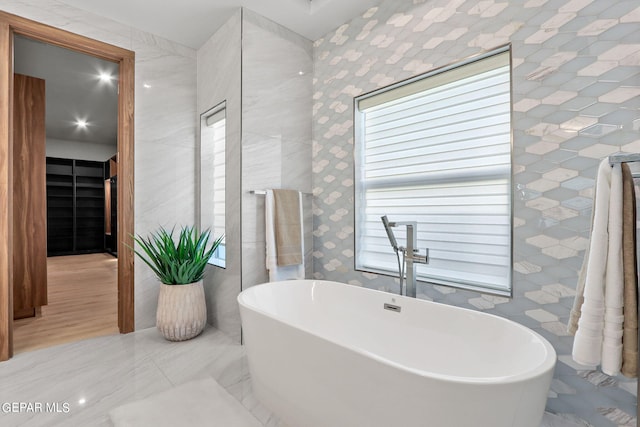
[132,226,223,341]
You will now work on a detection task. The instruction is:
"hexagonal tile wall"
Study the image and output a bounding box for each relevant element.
[312,0,639,426]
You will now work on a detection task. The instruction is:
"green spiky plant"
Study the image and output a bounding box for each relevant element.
[131,226,223,285]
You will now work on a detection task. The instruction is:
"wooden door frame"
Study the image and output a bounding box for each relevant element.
[0,11,135,361]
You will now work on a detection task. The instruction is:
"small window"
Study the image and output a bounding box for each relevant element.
[354,46,512,295]
[200,103,226,268]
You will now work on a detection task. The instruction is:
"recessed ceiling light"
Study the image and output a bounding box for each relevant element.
[298,71,305,76]
[76,119,88,129]
[78,398,86,405]
[143,83,152,89]
[99,72,112,83]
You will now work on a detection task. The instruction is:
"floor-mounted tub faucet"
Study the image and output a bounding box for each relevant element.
[381,216,429,297]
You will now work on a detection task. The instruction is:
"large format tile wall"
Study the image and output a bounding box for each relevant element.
[312,0,639,425]
[240,10,313,291]
[198,10,312,342]
[197,10,243,342]
[1,0,198,330]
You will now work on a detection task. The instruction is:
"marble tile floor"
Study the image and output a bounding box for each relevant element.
[0,325,588,427]
[0,326,282,427]
[109,378,263,427]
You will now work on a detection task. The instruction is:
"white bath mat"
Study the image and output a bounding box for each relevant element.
[109,377,262,427]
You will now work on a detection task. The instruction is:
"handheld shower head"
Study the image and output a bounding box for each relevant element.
[381,215,399,252]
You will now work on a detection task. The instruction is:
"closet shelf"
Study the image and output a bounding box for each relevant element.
[46,157,106,256]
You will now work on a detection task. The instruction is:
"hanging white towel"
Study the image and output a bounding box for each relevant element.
[601,163,623,375]
[572,159,624,375]
[265,190,305,282]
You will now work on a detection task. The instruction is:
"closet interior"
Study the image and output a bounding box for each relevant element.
[46,155,117,257]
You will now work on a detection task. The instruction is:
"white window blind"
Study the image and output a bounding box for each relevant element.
[209,114,226,242]
[201,105,226,267]
[354,47,512,294]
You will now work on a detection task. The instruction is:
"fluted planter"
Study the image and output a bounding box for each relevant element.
[156,280,207,341]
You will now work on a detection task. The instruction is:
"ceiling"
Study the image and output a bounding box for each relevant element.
[11,1,379,146]
[56,0,381,48]
[14,35,119,146]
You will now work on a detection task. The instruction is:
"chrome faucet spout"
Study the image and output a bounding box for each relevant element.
[380,217,429,298]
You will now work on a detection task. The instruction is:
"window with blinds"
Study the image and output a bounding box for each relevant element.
[354,46,512,294]
[201,103,226,268]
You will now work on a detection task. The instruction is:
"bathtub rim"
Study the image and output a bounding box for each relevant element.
[238,279,557,386]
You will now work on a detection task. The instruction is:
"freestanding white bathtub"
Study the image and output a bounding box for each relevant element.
[238,280,556,427]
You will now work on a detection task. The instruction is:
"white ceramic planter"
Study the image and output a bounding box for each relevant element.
[156,280,207,341]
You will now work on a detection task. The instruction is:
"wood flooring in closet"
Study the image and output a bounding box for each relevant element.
[13,253,119,355]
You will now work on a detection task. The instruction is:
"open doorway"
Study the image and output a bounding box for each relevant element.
[0,11,135,361]
[12,35,119,354]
